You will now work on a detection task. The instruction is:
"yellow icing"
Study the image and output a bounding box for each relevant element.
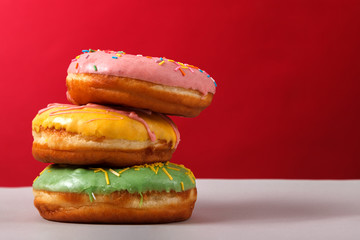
[32,106,177,147]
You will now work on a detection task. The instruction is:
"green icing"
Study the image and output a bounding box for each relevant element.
[33,163,196,197]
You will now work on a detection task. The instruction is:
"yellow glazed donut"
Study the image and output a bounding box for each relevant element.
[33,163,197,223]
[66,49,217,117]
[32,103,180,167]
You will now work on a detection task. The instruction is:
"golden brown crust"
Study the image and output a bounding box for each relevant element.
[66,73,213,117]
[33,188,197,223]
[32,128,174,167]
[33,143,173,167]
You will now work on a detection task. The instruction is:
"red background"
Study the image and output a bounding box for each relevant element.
[1,0,360,186]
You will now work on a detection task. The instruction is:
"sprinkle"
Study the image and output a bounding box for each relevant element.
[33,176,39,183]
[180,182,184,191]
[174,66,181,71]
[160,57,164,61]
[93,65,97,71]
[167,59,175,62]
[207,75,210,78]
[118,167,129,175]
[92,192,96,200]
[146,56,152,59]
[155,167,159,174]
[199,69,203,73]
[86,54,90,59]
[187,174,195,184]
[149,165,157,174]
[188,67,194,72]
[155,59,162,63]
[137,54,143,57]
[211,77,218,87]
[116,53,122,57]
[71,58,77,62]
[185,170,196,182]
[82,50,89,53]
[103,171,110,185]
[89,49,95,52]
[167,166,180,171]
[134,168,140,171]
[158,60,165,65]
[117,51,125,54]
[92,168,110,185]
[112,56,118,59]
[162,168,173,180]
[75,55,80,59]
[179,68,186,76]
[75,63,79,69]
[109,168,120,177]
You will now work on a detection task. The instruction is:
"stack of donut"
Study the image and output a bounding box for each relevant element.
[32,49,216,223]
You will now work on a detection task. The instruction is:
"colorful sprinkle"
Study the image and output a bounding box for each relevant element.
[159,60,165,65]
[199,69,203,73]
[180,182,185,191]
[179,68,186,76]
[167,166,180,171]
[93,65,97,71]
[89,49,96,52]
[75,63,79,69]
[91,168,110,185]
[162,168,173,180]
[86,54,90,59]
[91,192,96,201]
[112,56,118,59]
[187,174,195,184]
[118,167,130,175]
[109,168,120,177]
[211,77,218,87]
[149,165,157,174]
[82,50,89,53]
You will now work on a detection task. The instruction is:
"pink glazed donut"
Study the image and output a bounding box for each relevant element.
[66,50,216,117]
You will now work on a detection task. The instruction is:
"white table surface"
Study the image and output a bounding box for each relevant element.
[1,179,360,240]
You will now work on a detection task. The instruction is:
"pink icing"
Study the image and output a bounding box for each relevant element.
[159,114,181,149]
[67,50,216,95]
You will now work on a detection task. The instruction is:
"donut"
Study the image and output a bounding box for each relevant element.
[32,103,180,167]
[33,162,197,223]
[66,49,217,117]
